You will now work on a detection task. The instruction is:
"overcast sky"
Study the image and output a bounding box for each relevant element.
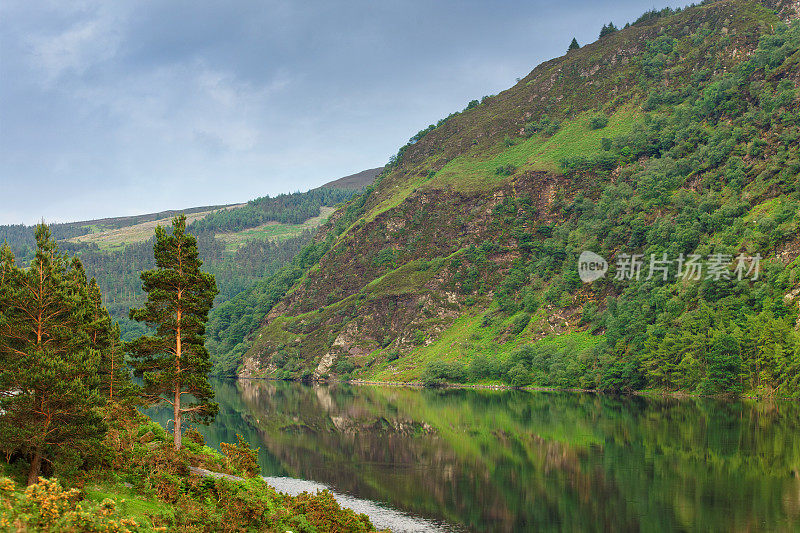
[0,0,689,225]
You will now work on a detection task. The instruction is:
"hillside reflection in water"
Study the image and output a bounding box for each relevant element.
[149,379,800,532]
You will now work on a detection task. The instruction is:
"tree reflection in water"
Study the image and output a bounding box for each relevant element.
[147,380,800,532]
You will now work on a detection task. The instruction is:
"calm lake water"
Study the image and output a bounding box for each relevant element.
[149,380,800,532]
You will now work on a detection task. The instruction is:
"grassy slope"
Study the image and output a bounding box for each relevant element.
[66,205,243,249]
[216,206,336,253]
[242,0,796,385]
[68,205,336,252]
[0,404,377,532]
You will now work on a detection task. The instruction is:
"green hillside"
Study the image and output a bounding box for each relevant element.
[0,171,377,351]
[233,0,800,396]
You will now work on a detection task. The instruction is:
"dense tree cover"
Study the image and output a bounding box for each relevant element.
[127,216,219,449]
[0,222,97,261]
[487,20,800,395]
[0,187,360,346]
[0,226,129,484]
[58,230,314,344]
[189,187,355,234]
[207,184,380,376]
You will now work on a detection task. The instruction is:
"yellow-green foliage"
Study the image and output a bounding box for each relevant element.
[96,405,377,532]
[220,435,260,478]
[0,477,145,533]
[429,106,640,192]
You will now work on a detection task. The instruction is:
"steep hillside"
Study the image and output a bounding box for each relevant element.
[236,0,800,395]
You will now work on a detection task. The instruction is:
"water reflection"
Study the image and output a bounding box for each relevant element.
[148,380,800,532]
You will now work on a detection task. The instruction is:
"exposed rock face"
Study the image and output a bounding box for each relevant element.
[240,172,570,379]
[238,0,799,381]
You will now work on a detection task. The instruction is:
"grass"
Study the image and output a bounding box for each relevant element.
[67,206,241,250]
[67,206,334,253]
[362,174,429,225]
[428,105,641,192]
[365,299,601,383]
[84,483,170,526]
[361,258,441,299]
[216,206,336,253]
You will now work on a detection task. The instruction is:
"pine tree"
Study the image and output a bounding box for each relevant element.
[127,215,219,449]
[599,22,618,39]
[0,226,105,485]
[85,278,129,400]
[568,38,580,52]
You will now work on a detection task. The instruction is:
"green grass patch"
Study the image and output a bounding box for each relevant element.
[429,106,641,192]
[84,483,169,525]
[216,206,336,253]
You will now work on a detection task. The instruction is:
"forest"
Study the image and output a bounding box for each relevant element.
[0,187,363,369]
[424,19,800,395]
[0,223,377,532]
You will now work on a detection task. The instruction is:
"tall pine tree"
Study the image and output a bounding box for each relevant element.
[127,215,219,449]
[0,226,106,485]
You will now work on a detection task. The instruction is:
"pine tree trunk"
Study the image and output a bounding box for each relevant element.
[175,304,182,450]
[174,385,181,450]
[27,447,42,486]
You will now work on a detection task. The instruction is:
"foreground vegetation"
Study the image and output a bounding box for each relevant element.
[0,404,376,532]
[0,221,378,532]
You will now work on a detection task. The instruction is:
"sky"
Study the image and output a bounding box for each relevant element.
[0,0,690,225]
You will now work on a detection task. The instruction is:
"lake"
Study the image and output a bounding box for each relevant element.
[148,380,800,532]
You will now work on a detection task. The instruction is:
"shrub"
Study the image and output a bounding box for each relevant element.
[336,359,356,375]
[372,247,394,267]
[0,477,142,532]
[524,115,560,137]
[468,355,492,380]
[588,115,609,130]
[422,361,467,387]
[506,363,533,388]
[220,435,260,478]
[289,490,374,533]
[184,427,206,446]
[510,312,532,334]
[494,164,517,176]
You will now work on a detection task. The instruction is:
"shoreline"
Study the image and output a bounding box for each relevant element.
[231,375,800,402]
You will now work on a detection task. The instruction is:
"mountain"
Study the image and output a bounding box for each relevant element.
[319,167,385,190]
[233,0,800,396]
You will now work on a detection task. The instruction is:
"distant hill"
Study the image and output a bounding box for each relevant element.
[319,167,384,190]
[0,167,382,251]
[0,167,381,354]
[61,203,241,234]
